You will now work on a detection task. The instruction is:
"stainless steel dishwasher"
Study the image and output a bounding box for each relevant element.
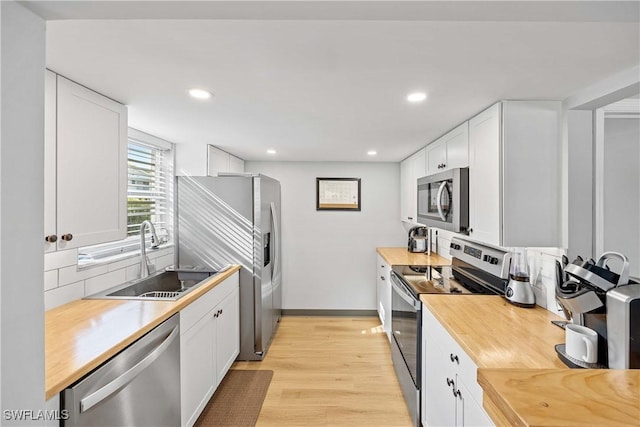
[63,314,180,426]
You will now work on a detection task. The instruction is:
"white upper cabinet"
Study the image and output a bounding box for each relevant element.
[207,145,244,176]
[400,148,426,224]
[44,70,58,253]
[468,101,562,247]
[45,73,128,250]
[426,122,469,176]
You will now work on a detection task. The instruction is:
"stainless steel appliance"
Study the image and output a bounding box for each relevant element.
[408,226,430,254]
[63,314,180,426]
[176,174,281,361]
[417,168,469,233]
[555,252,639,368]
[389,237,510,426]
[505,247,535,307]
[607,284,640,369]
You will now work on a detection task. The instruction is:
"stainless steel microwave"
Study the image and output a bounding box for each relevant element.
[417,168,469,233]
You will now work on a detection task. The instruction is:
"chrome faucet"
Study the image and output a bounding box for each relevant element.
[139,220,160,279]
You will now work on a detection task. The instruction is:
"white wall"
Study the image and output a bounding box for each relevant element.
[567,110,594,261]
[603,117,640,278]
[246,161,405,310]
[1,1,46,422]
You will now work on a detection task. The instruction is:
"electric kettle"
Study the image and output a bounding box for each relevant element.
[408,226,430,253]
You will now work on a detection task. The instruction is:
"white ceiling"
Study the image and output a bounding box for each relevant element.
[37,1,640,162]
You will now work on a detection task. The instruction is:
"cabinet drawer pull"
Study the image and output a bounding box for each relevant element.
[446,377,454,387]
[61,233,73,241]
[450,353,459,364]
[453,388,461,399]
[381,276,385,281]
[407,217,414,220]
[45,235,58,243]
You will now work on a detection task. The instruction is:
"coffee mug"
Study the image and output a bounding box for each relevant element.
[565,324,598,363]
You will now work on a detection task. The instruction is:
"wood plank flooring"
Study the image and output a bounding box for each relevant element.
[232,316,413,427]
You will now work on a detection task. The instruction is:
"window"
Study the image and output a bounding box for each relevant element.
[78,129,173,264]
[127,141,172,237]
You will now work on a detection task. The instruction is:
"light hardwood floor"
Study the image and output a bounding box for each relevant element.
[233,316,413,427]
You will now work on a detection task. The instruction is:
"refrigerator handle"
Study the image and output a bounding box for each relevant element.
[270,202,279,282]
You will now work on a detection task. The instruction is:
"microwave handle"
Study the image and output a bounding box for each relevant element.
[436,181,448,221]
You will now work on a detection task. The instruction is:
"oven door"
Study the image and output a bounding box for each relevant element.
[391,272,421,386]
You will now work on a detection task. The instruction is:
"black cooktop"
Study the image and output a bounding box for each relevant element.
[392,262,505,298]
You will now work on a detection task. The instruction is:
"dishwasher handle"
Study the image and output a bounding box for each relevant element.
[80,324,180,413]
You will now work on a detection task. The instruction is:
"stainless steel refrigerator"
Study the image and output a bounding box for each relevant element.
[176,174,281,360]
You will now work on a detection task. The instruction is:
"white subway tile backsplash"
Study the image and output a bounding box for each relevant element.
[84,269,127,296]
[153,254,175,271]
[44,246,176,309]
[147,247,173,260]
[45,281,84,310]
[44,270,58,291]
[126,264,141,281]
[44,249,78,271]
[58,264,109,287]
[107,256,141,272]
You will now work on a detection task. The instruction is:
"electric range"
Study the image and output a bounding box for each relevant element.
[389,236,511,427]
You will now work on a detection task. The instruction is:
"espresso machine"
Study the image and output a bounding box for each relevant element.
[556,251,639,368]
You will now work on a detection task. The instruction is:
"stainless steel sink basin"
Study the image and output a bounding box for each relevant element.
[84,268,219,301]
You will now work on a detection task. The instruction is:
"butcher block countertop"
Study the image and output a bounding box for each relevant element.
[376,247,451,266]
[420,295,566,369]
[45,265,240,400]
[420,295,640,426]
[478,369,640,427]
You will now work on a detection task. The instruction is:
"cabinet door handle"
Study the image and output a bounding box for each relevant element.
[450,353,459,364]
[407,217,414,220]
[454,389,462,399]
[468,228,473,234]
[45,235,58,243]
[446,377,454,387]
[61,233,73,241]
[381,276,385,281]
[220,309,223,316]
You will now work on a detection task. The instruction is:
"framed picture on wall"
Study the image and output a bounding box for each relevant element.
[316,177,361,211]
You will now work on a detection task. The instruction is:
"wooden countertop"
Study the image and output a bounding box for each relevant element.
[421,295,566,369]
[376,247,451,266]
[45,266,240,400]
[478,369,640,427]
[420,295,640,426]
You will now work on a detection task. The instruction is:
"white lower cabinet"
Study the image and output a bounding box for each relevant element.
[422,306,493,427]
[180,272,240,427]
[376,254,392,341]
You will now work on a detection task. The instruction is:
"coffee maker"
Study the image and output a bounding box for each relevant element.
[556,251,639,368]
[407,226,430,254]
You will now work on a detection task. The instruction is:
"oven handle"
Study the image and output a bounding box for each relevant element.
[391,273,420,309]
[436,181,448,221]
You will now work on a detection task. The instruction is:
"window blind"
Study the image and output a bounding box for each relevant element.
[127,141,172,237]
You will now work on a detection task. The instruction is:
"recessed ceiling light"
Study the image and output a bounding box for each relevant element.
[407,92,427,103]
[267,149,277,154]
[188,88,212,100]
[367,150,377,156]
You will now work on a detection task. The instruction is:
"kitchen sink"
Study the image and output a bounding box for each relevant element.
[84,268,220,301]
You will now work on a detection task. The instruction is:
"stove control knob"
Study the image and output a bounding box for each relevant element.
[490,257,499,265]
[483,255,491,262]
[450,243,461,250]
